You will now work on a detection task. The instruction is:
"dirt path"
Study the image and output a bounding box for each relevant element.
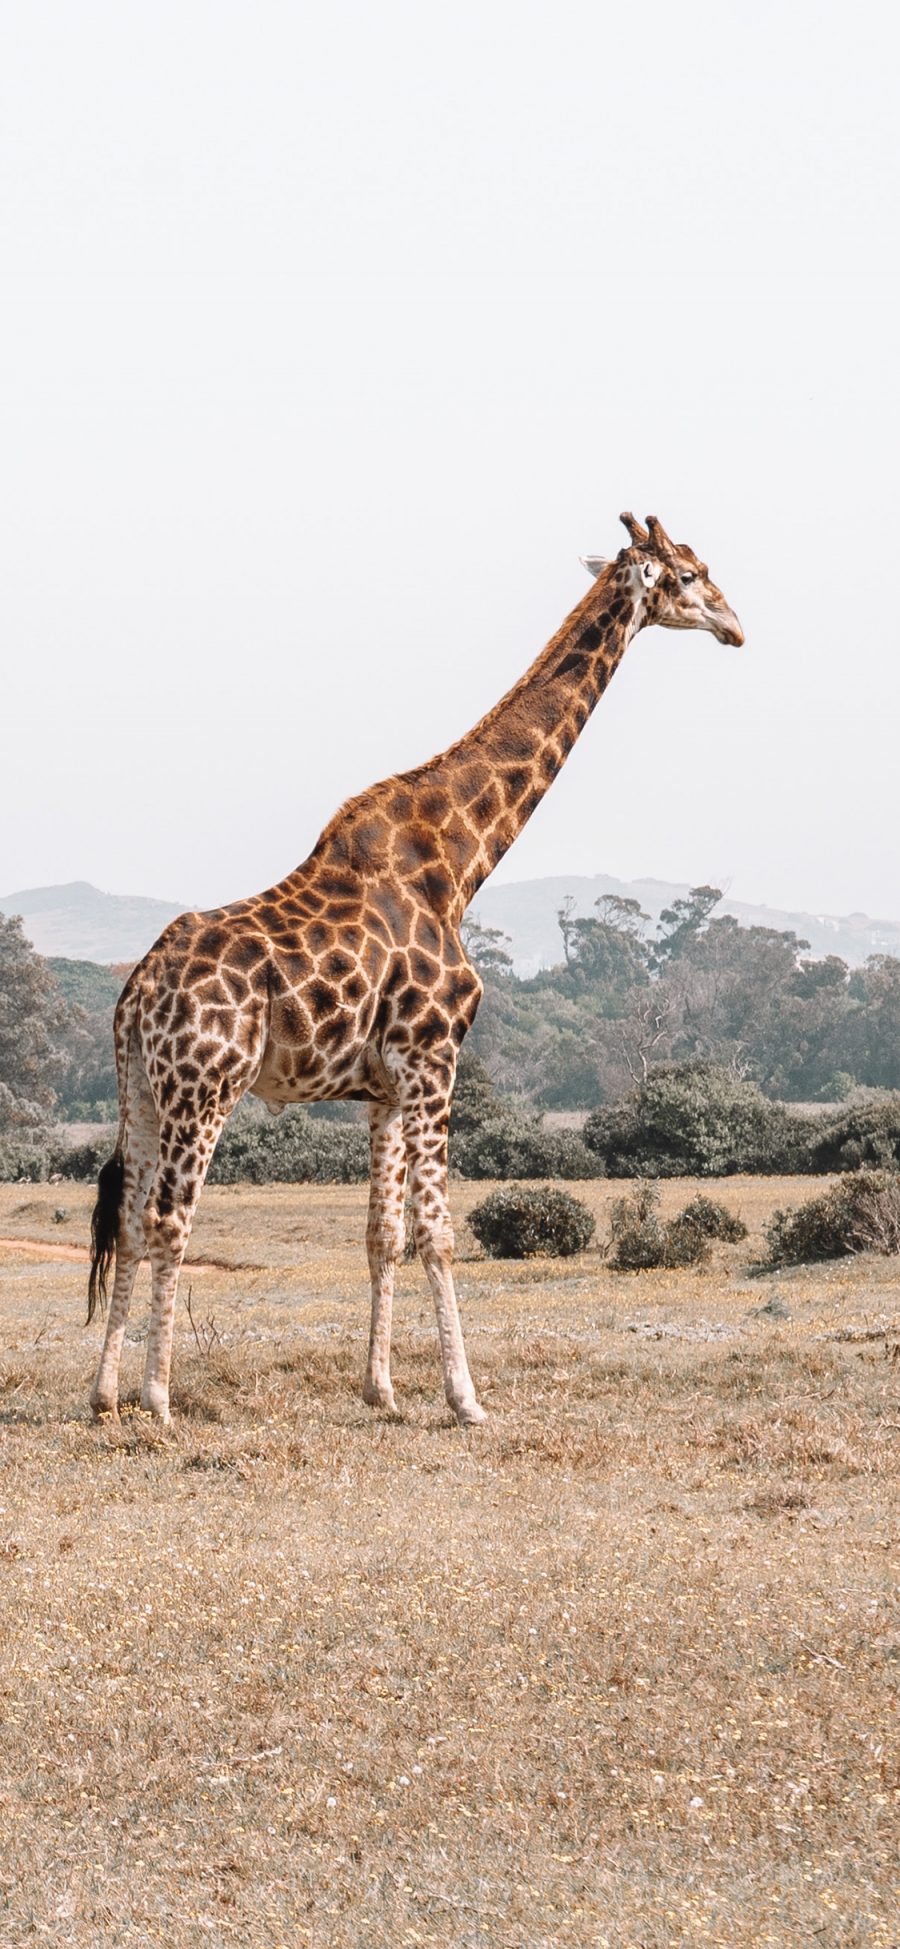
[0,1234,90,1261]
[0,1236,255,1271]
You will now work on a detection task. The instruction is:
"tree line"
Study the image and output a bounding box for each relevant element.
[5,887,900,1183]
[463,886,900,1107]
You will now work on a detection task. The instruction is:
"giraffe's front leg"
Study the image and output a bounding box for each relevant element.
[363,1103,406,1412]
[402,1065,486,1428]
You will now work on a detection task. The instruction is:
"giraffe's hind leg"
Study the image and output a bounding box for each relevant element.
[89,1062,159,1419]
[139,1103,235,1423]
[363,1103,406,1412]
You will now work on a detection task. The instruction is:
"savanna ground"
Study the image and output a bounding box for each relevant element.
[0,1176,897,1949]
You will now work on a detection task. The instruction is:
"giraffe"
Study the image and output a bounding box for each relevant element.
[87,513,743,1428]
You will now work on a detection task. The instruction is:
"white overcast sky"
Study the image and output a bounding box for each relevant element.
[1,0,898,919]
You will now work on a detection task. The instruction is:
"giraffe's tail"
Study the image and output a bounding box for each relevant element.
[87,969,142,1323]
[87,1153,125,1322]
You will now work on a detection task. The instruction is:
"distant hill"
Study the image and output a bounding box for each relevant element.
[3,874,900,974]
[472,873,900,975]
[0,882,183,963]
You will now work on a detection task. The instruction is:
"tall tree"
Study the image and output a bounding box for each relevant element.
[557,894,650,998]
[846,956,900,1090]
[653,884,722,968]
[461,916,514,977]
[0,915,69,1132]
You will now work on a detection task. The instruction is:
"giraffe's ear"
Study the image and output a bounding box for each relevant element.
[580,555,609,581]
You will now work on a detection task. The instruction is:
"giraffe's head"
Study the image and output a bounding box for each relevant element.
[582,513,744,646]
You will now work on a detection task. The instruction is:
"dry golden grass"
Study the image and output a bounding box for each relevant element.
[0,1176,898,1948]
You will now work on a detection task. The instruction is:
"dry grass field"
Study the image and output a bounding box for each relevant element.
[0,1175,897,1948]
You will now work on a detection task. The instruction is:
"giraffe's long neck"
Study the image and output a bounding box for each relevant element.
[414,560,643,917]
[305,559,644,924]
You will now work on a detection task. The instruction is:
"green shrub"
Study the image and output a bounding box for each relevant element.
[60,1097,118,1125]
[765,1170,900,1266]
[606,1180,710,1270]
[209,1109,369,1184]
[607,1181,674,1268]
[452,1114,604,1181]
[585,1062,808,1177]
[0,1115,373,1186]
[469,1184,596,1259]
[816,1071,855,1104]
[805,1096,900,1174]
[448,1048,603,1178]
[0,1135,51,1182]
[48,1137,112,1181]
[605,1183,746,1269]
[677,1194,748,1242]
[658,1210,712,1267]
[449,1052,506,1136]
[306,1099,362,1124]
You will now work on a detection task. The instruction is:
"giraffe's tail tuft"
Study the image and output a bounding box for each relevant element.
[87,1152,125,1323]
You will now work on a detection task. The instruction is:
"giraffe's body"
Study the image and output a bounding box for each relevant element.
[88,515,743,1425]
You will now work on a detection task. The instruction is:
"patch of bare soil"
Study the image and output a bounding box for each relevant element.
[0,1236,91,1261]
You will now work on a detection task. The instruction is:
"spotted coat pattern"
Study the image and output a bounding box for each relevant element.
[89,514,743,1426]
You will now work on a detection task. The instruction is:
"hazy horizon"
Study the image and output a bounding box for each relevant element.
[5,861,900,936]
[3,2,898,922]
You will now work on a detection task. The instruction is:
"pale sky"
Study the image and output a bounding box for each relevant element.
[2,0,898,920]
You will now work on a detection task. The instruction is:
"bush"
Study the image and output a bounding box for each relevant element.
[448,1048,603,1179]
[658,1210,712,1267]
[452,1114,604,1181]
[209,1108,369,1184]
[677,1194,748,1243]
[605,1183,746,1269]
[48,1137,113,1182]
[607,1181,675,1268]
[765,1169,900,1266]
[0,1135,51,1182]
[306,1099,363,1124]
[60,1096,118,1125]
[449,1051,506,1136]
[469,1184,596,1259]
[584,1062,808,1177]
[816,1071,855,1104]
[805,1096,900,1174]
[0,1111,371,1186]
[607,1181,709,1270]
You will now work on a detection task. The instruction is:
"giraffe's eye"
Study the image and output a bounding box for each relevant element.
[680,572,696,587]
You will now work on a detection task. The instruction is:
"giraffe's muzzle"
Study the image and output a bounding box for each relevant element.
[711,606,744,647]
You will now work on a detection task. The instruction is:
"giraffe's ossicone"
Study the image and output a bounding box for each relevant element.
[87,514,743,1426]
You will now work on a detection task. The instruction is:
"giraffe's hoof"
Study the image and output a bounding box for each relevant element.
[454,1399,487,1428]
[90,1397,119,1424]
[139,1390,172,1425]
[363,1380,398,1413]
